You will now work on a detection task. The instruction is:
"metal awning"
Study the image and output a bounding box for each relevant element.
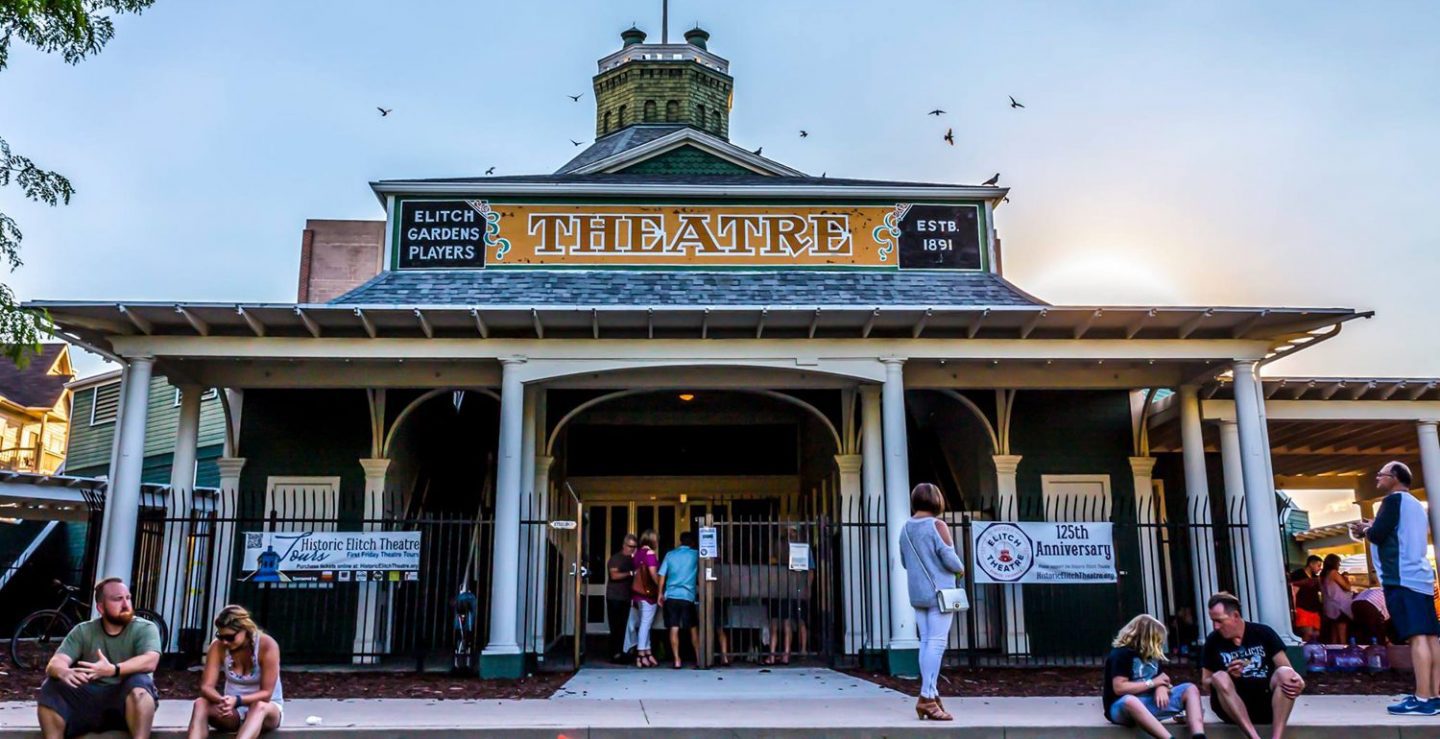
[27,301,1368,356]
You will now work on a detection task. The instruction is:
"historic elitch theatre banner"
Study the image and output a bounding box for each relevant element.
[239,531,422,584]
[970,522,1117,585]
[393,199,984,270]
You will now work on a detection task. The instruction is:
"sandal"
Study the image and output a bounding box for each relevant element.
[915,699,952,721]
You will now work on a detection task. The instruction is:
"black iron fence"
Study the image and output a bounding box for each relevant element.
[130,485,495,670]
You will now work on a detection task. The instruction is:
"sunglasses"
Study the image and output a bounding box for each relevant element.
[216,630,241,643]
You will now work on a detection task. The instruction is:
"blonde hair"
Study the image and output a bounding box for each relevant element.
[214,604,262,652]
[638,529,658,550]
[1112,614,1168,662]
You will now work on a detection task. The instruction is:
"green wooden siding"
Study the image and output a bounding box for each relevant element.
[65,376,226,479]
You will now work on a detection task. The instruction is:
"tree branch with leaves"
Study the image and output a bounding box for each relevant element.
[0,0,155,364]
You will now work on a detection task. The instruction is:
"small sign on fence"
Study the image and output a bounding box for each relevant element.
[788,542,811,571]
[970,521,1116,584]
[550,520,577,530]
[240,531,422,584]
[698,526,718,559]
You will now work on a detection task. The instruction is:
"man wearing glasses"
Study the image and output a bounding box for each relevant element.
[1351,462,1440,716]
[605,534,640,663]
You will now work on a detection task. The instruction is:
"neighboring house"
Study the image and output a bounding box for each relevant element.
[65,370,227,487]
[0,343,74,474]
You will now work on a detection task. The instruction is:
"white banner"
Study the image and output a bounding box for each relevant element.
[970,522,1116,584]
[240,531,422,584]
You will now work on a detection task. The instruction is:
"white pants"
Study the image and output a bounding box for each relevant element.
[914,606,954,699]
[636,601,658,651]
[623,603,640,653]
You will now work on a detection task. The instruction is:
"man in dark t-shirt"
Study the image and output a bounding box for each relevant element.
[605,534,639,662]
[1202,592,1305,738]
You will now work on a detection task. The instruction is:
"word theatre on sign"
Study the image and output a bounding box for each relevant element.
[398,200,488,269]
[897,204,983,270]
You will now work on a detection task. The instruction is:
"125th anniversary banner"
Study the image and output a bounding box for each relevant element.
[970,522,1117,585]
[393,199,984,270]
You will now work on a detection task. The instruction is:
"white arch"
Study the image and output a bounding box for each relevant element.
[545,387,843,456]
[382,387,501,458]
[931,388,1001,454]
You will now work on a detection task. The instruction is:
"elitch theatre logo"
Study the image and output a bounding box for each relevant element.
[974,522,1035,583]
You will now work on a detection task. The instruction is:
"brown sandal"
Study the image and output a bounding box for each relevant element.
[915,698,952,721]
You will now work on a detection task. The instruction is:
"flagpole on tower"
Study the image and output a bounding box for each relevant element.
[662,0,669,43]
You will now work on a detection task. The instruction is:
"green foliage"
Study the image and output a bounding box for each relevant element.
[0,0,154,364]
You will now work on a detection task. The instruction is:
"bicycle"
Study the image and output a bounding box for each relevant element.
[9,580,169,671]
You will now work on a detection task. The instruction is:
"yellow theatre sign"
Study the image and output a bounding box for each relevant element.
[392,199,986,271]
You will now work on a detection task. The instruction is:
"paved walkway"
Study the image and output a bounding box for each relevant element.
[0,694,1430,737]
[554,665,898,700]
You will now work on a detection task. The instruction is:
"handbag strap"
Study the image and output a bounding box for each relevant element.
[903,522,944,595]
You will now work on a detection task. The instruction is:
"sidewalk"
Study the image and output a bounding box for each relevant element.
[0,695,1432,737]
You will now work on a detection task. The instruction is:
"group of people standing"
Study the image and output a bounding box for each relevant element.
[34,576,283,739]
[605,529,703,669]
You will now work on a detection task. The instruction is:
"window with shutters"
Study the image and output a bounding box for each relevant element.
[90,384,120,425]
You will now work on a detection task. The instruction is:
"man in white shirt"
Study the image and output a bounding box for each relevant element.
[1352,461,1440,716]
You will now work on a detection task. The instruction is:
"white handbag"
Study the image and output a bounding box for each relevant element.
[904,524,970,613]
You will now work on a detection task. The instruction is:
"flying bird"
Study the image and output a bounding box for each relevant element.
[1009,96,1024,109]
[799,130,809,138]
[928,109,946,116]
[943,128,954,145]
[376,107,392,117]
[570,139,584,146]
[485,166,496,175]
[982,173,1001,186]
[568,93,583,102]
[753,146,763,156]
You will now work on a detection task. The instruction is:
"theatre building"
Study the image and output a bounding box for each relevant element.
[32,27,1396,678]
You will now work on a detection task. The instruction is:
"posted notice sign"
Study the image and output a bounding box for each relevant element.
[969,522,1116,585]
[240,531,422,584]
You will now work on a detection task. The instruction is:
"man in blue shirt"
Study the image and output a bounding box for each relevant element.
[1352,461,1440,716]
[657,531,700,669]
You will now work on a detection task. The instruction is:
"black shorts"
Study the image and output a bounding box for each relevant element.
[38,673,159,737]
[1212,681,1273,726]
[768,598,809,622]
[1385,586,1440,642]
[663,598,697,629]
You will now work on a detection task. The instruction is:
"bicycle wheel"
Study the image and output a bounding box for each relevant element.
[11,610,73,671]
[134,609,169,653]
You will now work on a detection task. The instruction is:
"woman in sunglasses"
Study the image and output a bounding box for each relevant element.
[186,605,283,738]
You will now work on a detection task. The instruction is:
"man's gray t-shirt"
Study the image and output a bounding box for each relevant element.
[56,617,162,685]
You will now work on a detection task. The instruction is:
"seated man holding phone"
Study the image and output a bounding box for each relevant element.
[1202,592,1305,739]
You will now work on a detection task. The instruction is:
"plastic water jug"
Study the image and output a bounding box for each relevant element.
[1332,638,1366,673]
[1365,638,1390,672]
[1303,640,1328,673]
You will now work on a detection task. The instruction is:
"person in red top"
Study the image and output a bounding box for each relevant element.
[630,529,661,668]
[1288,556,1322,638]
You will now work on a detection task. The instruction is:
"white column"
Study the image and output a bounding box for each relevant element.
[880,359,918,652]
[1179,386,1219,627]
[1231,361,1296,641]
[1129,456,1165,618]
[99,356,154,584]
[515,386,538,650]
[207,457,246,620]
[1217,421,1256,615]
[529,454,554,651]
[484,358,526,663]
[835,454,865,654]
[156,384,203,650]
[993,454,1029,655]
[1417,421,1440,553]
[859,386,886,651]
[353,457,391,664]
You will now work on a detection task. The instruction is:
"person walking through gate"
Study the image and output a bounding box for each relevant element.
[1350,461,1440,715]
[186,605,283,739]
[1102,614,1206,739]
[898,482,965,721]
[631,529,661,668]
[1202,592,1305,739]
[658,530,701,668]
[35,577,162,739]
[605,534,639,663]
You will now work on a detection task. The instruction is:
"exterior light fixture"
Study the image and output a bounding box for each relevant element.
[678,393,695,401]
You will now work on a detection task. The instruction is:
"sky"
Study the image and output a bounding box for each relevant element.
[1,1,1437,378]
